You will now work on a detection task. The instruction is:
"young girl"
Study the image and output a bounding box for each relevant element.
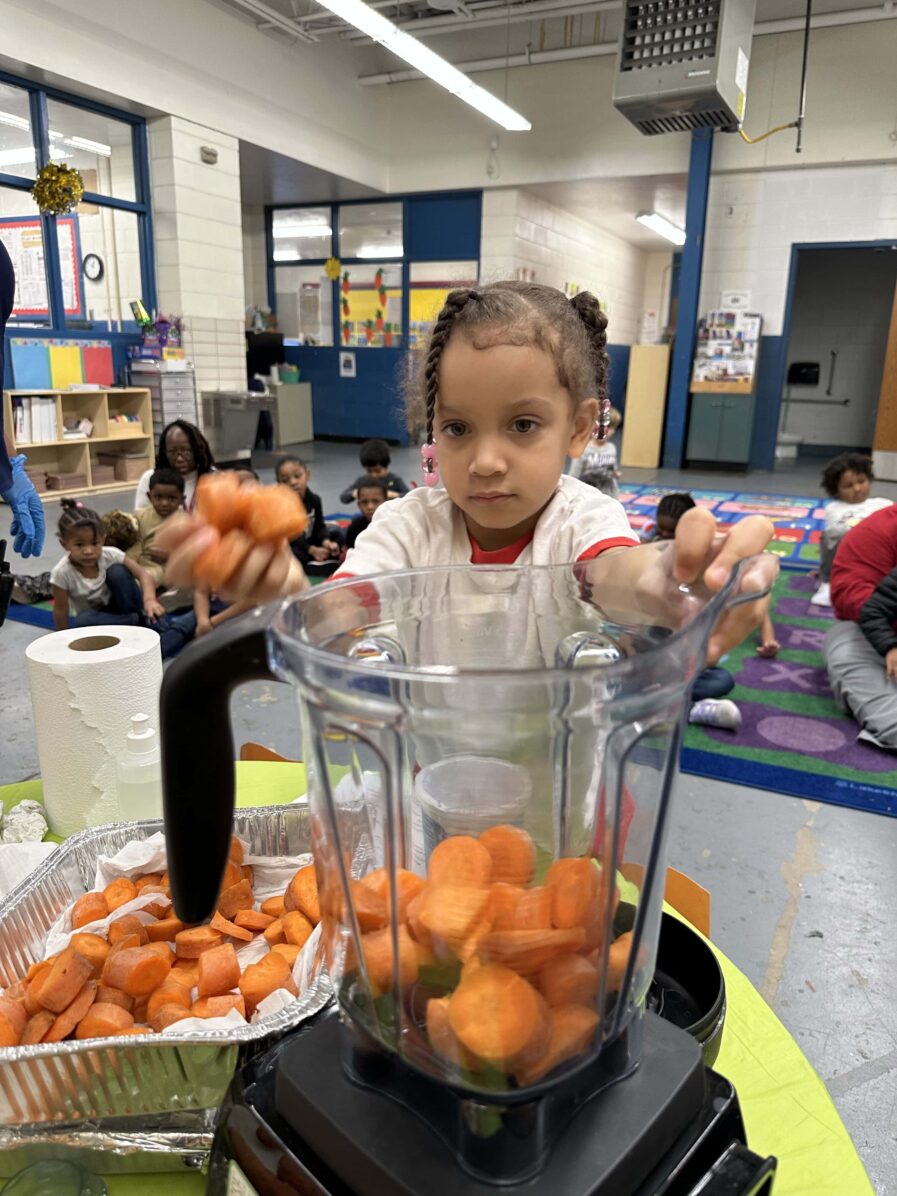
[813,452,892,606]
[50,499,164,632]
[157,282,775,661]
[276,456,341,575]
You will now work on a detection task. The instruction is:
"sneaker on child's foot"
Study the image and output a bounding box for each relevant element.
[810,582,832,607]
[689,698,742,731]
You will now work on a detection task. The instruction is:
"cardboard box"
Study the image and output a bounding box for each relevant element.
[96,453,150,482]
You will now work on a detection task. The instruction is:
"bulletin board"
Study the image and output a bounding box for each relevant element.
[0,215,83,319]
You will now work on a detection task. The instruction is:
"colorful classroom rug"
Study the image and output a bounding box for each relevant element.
[681,572,897,818]
[4,599,54,630]
[619,484,824,570]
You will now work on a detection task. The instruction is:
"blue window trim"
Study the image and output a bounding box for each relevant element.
[265,192,481,347]
[0,68,156,331]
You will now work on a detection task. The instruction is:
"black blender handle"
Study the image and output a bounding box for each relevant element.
[160,601,281,924]
[699,1142,777,1194]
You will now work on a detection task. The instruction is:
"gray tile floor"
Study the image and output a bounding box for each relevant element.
[1,444,895,1189]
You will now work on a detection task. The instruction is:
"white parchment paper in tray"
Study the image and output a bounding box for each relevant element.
[41,830,319,1027]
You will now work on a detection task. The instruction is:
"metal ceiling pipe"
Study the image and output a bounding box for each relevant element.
[358,4,897,82]
[334,0,620,39]
[230,0,317,41]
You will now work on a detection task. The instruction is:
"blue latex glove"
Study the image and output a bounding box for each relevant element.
[1,455,46,558]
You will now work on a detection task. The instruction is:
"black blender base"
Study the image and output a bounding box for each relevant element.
[209,1011,776,1196]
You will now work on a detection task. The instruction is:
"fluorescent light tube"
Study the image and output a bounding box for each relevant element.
[356,245,403,258]
[0,111,29,131]
[636,212,686,246]
[273,223,332,238]
[273,248,301,261]
[66,136,112,156]
[312,0,531,131]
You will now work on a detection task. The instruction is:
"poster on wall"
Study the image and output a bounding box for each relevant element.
[692,310,763,388]
[0,215,83,318]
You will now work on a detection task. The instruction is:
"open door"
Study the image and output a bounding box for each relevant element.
[872,276,897,480]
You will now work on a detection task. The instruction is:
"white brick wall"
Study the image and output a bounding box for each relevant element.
[149,115,246,399]
[700,164,897,336]
[480,190,648,346]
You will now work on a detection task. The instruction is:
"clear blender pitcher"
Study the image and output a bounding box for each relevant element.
[159,560,764,1183]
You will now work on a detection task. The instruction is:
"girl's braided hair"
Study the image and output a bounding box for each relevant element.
[57,498,104,541]
[408,281,610,442]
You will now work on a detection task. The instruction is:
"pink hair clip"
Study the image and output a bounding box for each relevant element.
[594,398,611,441]
[420,442,439,486]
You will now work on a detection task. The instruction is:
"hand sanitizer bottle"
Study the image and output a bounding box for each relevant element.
[116,713,163,822]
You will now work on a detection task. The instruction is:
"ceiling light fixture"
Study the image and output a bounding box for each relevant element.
[273,248,301,261]
[356,244,403,258]
[273,223,332,238]
[0,146,70,169]
[311,0,531,131]
[0,111,29,131]
[636,211,686,246]
[66,136,112,156]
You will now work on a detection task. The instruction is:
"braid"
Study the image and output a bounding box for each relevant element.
[569,291,610,434]
[424,289,479,445]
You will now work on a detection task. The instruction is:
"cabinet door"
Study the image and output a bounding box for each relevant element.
[687,394,723,460]
[718,397,755,463]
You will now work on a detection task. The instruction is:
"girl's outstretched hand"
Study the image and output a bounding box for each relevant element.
[670,508,777,662]
[155,513,307,605]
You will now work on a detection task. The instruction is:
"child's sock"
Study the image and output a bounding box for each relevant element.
[689,698,742,731]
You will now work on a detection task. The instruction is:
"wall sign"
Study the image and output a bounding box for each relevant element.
[0,215,83,317]
[339,351,356,378]
[720,290,751,311]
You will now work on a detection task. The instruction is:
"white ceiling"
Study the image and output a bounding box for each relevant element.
[526,174,687,248]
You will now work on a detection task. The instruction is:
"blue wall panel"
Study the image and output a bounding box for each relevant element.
[749,335,785,470]
[607,344,631,418]
[406,193,482,262]
[284,346,408,443]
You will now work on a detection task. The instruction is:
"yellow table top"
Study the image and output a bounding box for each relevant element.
[1,765,872,1195]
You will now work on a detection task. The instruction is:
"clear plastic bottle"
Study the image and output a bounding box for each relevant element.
[115,712,163,822]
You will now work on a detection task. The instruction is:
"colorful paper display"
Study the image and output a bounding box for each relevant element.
[10,339,115,389]
[48,344,84,389]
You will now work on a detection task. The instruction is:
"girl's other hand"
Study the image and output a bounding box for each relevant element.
[144,596,165,621]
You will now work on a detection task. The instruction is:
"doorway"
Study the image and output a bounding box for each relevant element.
[776,244,897,471]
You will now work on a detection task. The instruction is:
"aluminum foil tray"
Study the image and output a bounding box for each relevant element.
[0,805,332,1136]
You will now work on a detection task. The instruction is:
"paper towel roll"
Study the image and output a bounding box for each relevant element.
[26,626,163,836]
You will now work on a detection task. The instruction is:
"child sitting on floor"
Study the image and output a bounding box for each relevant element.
[813,452,892,607]
[276,456,341,577]
[339,438,409,504]
[345,477,388,551]
[127,468,185,589]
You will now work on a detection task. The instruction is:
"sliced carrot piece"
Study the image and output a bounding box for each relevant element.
[427,996,472,1070]
[192,994,247,1020]
[43,980,99,1043]
[210,910,253,942]
[26,957,54,982]
[282,911,314,949]
[138,886,171,919]
[146,984,192,1021]
[150,1004,192,1032]
[260,896,285,919]
[76,1001,134,1040]
[479,825,536,887]
[239,952,297,1017]
[229,837,245,865]
[245,485,307,543]
[0,996,26,1046]
[175,927,224,959]
[24,964,52,1017]
[168,960,199,989]
[196,470,244,533]
[146,917,184,942]
[104,878,138,913]
[37,948,95,1014]
[606,932,634,993]
[515,1004,599,1086]
[448,965,545,1069]
[217,879,254,922]
[350,880,388,932]
[117,1025,152,1036]
[21,1009,55,1045]
[96,985,133,1012]
[134,872,163,891]
[406,891,433,948]
[108,915,149,946]
[361,925,419,996]
[219,859,242,892]
[480,928,586,978]
[418,885,491,951]
[361,868,427,923]
[545,858,599,930]
[234,909,275,931]
[146,941,175,963]
[197,943,241,998]
[271,943,300,968]
[71,891,109,929]
[194,528,255,591]
[263,919,285,946]
[284,866,320,925]
[132,996,149,1024]
[537,955,599,1008]
[512,887,552,931]
[427,836,492,888]
[102,946,172,997]
[242,866,255,886]
[490,883,525,931]
[70,932,110,975]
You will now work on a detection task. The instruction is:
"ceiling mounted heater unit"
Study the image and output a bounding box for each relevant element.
[613,0,757,136]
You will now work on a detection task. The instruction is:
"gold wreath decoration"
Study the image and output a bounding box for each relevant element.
[324,257,341,281]
[31,163,85,215]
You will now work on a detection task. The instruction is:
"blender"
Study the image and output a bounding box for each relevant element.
[159,563,777,1195]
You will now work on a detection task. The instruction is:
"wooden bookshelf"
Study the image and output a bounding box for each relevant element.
[3,387,156,501]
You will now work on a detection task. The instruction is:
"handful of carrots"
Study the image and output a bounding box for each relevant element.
[0,841,322,1048]
[190,471,308,591]
[333,826,632,1088]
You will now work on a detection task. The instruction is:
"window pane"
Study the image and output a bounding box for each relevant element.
[339,202,402,260]
[339,262,402,349]
[0,187,50,324]
[63,208,142,328]
[275,265,333,346]
[409,260,478,347]
[46,99,136,202]
[0,82,35,177]
[272,207,332,261]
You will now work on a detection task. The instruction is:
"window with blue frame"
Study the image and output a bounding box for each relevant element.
[0,73,154,333]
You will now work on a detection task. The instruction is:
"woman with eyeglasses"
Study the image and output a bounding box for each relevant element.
[134,420,215,512]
